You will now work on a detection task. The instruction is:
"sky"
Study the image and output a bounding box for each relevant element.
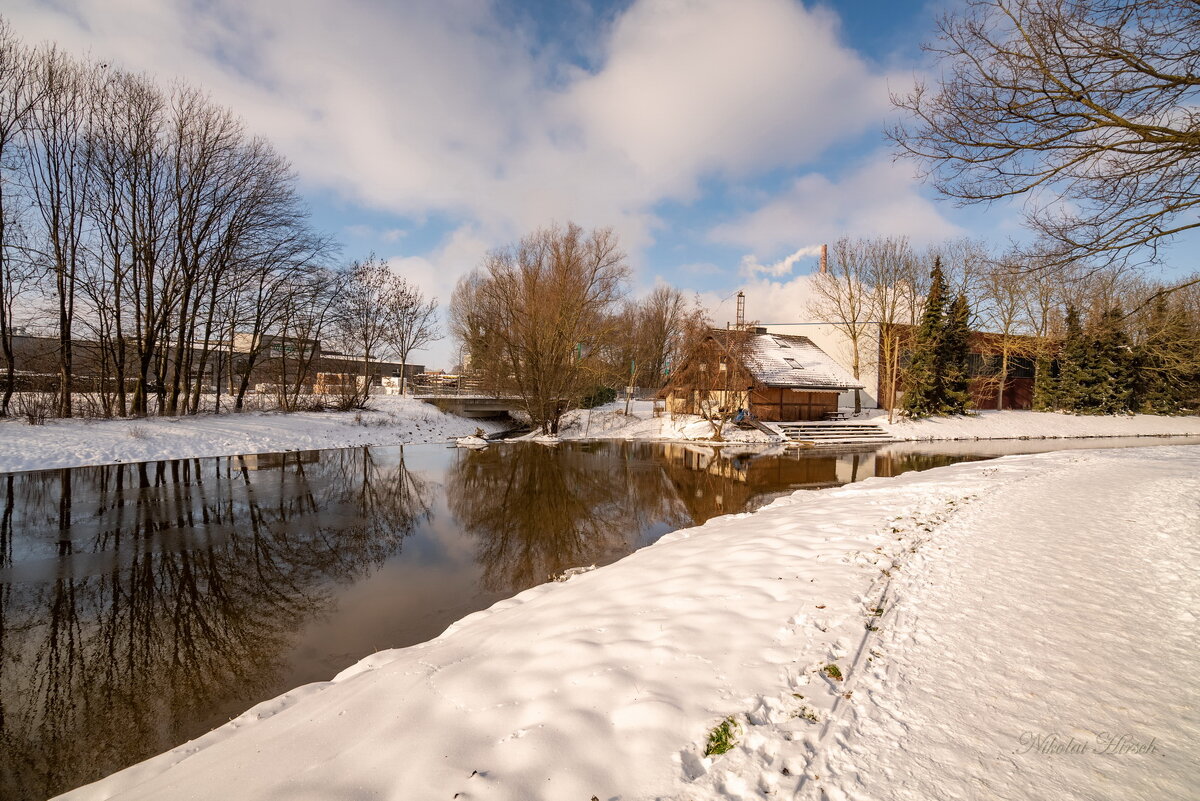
[0,0,1154,368]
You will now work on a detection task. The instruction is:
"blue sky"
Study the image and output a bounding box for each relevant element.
[7,0,1184,368]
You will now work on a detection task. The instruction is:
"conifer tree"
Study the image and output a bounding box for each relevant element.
[1055,306,1087,412]
[1080,306,1134,415]
[1032,353,1058,411]
[943,294,973,413]
[902,259,949,417]
[1133,296,1191,414]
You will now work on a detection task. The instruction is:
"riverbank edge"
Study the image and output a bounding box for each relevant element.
[3,398,1199,473]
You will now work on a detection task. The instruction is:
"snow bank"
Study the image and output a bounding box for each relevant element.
[876,407,1200,441]
[0,397,503,473]
[517,400,772,443]
[56,444,1200,801]
[527,402,1200,446]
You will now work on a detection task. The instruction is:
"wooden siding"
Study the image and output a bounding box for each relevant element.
[749,385,839,422]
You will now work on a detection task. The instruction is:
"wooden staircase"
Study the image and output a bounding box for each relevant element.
[761,420,895,446]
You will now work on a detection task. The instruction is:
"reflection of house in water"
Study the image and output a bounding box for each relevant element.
[658,444,881,523]
[236,450,322,471]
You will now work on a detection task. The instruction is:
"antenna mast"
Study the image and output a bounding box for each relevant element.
[735,291,745,331]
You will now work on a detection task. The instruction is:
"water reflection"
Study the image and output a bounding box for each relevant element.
[448,443,690,592]
[0,449,430,801]
[3,436,1197,800]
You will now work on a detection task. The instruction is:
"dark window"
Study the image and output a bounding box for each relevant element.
[968,353,1001,377]
[1009,356,1035,379]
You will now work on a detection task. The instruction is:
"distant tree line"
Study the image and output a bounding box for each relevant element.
[811,235,1200,419]
[0,20,436,420]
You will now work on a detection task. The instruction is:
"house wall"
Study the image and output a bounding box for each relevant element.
[749,385,839,422]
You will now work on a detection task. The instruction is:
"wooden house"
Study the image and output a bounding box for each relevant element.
[665,329,864,422]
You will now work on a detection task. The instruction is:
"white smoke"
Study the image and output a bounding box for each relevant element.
[738,244,824,278]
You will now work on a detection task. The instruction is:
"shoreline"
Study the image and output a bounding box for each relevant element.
[3,398,1200,473]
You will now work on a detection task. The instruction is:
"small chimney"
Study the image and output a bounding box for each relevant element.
[819,243,828,274]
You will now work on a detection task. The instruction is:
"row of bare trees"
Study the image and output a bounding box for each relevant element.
[810,235,1200,417]
[0,21,437,420]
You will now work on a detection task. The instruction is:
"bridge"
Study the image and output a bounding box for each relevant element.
[406,376,522,419]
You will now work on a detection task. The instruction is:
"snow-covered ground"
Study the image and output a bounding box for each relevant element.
[0,397,504,473]
[874,407,1200,441]
[527,401,1200,445]
[4,397,1196,474]
[518,401,772,443]
[57,445,1200,801]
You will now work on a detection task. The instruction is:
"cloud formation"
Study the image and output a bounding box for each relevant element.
[2,0,964,365]
[711,153,964,254]
[4,1,905,245]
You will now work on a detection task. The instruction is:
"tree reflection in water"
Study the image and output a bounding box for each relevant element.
[447,442,691,593]
[0,448,430,801]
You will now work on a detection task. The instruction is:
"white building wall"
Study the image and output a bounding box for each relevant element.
[763,322,881,409]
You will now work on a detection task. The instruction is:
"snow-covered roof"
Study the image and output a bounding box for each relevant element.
[728,332,864,391]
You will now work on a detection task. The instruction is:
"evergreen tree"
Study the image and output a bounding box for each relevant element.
[1133,296,1190,414]
[1079,306,1134,415]
[1055,306,1087,412]
[943,294,973,413]
[902,259,949,417]
[1032,353,1058,411]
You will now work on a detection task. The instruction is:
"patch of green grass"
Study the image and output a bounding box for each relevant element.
[793,704,819,723]
[823,664,843,681]
[704,716,740,757]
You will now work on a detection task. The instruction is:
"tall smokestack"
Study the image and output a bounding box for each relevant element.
[735,291,745,331]
[820,243,828,274]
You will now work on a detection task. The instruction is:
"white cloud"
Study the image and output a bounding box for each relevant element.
[711,154,964,252]
[2,0,903,266]
[565,0,891,198]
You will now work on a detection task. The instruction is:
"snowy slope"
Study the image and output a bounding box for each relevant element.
[875,407,1200,441]
[55,445,1200,801]
[813,447,1200,801]
[0,397,503,473]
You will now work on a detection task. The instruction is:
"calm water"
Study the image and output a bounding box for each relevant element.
[2,437,1198,799]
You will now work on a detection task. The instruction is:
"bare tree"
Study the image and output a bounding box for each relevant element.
[664,317,754,441]
[808,237,873,414]
[331,256,394,408]
[863,237,924,422]
[450,222,629,434]
[892,0,1200,287]
[23,46,95,417]
[381,276,439,394]
[0,20,39,416]
[977,262,1038,409]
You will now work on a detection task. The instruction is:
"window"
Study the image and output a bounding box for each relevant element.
[773,338,791,348]
[783,357,803,370]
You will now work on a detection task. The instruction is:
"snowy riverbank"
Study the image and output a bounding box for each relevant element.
[3,398,1198,475]
[875,407,1200,441]
[537,401,1200,444]
[58,444,1200,801]
[0,397,504,473]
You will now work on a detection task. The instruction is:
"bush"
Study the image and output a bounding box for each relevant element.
[580,385,617,409]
